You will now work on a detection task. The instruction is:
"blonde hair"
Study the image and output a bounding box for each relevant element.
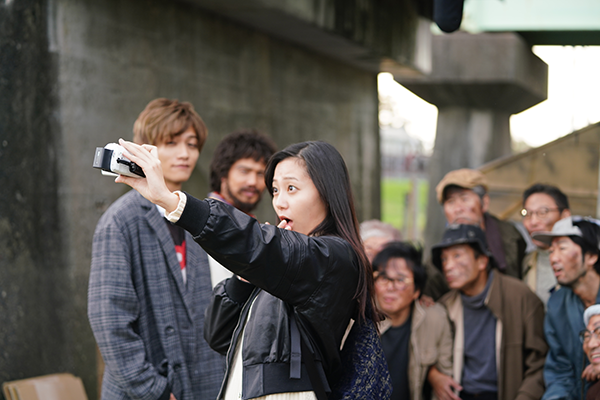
[133,98,208,148]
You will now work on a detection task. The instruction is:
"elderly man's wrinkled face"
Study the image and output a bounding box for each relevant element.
[440,244,488,295]
[583,315,600,370]
[443,188,487,228]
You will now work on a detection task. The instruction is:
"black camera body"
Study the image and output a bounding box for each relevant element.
[93,143,145,178]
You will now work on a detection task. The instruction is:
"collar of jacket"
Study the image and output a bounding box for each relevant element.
[378,300,425,335]
[441,272,503,396]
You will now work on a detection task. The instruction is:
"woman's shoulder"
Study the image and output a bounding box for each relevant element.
[313,235,358,264]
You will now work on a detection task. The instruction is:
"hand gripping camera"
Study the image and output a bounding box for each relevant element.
[92,143,146,178]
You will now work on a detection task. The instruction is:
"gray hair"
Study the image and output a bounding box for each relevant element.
[584,304,600,326]
[360,219,402,242]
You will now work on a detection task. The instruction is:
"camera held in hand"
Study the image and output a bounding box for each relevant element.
[93,143,146,178]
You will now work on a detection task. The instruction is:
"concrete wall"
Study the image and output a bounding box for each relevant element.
[181,0,432,75]
[0,0,381,398]
[0,0,76,393]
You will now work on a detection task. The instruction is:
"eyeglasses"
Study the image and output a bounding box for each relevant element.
[580,327,600,344]
[521,207,560,219]
[374,272,413,290]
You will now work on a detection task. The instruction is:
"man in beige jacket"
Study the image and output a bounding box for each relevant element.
[432,224,547,400]
[372,241,454,400]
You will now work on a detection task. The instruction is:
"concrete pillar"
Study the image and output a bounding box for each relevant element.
[395,32,548,250]
[2,0,420,397]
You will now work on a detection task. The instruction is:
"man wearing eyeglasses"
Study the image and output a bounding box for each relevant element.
[521,184,571,306]
[432,224,546,400]
[532,217,600,400]
[582,305,600,400]
[372,241,454,400]
[436,169,527,280]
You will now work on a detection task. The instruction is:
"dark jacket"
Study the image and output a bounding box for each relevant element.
[543,286,600,400]
[176,197,360,400]
[440,271,547,400]
[88,190,224,400]
[484,213,527,279]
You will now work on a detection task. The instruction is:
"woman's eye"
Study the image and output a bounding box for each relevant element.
[272,187,278,194]
[288,185,296,192]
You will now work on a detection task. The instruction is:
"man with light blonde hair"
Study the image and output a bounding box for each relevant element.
[89,98,223,400]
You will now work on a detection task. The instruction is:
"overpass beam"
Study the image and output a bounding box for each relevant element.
[396,32,548,247]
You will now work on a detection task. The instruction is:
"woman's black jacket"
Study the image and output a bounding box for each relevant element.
[176,197,360,400]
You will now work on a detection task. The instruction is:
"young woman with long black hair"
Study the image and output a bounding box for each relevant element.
[116,139,381,400]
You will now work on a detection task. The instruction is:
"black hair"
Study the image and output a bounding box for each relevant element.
[209,129,277,192]
[372,242,427,296]
[264,141,379,324]
[522,183,570,211]
[571,219,600,274]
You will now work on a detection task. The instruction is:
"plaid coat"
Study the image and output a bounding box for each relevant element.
[88,190,224,400]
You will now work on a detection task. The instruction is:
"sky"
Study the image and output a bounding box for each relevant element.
[378,45,600,153]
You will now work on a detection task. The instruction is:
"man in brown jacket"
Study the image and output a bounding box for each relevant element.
[432,224,547,400]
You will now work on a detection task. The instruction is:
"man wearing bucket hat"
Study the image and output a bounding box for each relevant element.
[433,224,546,400]
[532,216,600,400]
[436,169,527,279]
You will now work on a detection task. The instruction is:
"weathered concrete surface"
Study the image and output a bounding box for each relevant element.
[0,0,81,392]
[396,32,548,251]
[180,0,433,76]
[0,0,393,397]
[398,32,548,112]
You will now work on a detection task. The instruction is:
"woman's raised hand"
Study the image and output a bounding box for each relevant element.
[115,139,180,213]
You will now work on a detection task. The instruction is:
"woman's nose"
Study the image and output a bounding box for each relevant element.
[274,194,287,209]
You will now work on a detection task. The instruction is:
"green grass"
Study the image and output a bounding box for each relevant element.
[381,177,428,241]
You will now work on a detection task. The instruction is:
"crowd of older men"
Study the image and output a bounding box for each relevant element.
[364,168,600,400]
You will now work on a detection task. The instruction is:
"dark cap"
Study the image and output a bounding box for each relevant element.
[431,224,493,270]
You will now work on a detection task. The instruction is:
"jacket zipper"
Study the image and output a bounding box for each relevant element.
[217,288,261,400]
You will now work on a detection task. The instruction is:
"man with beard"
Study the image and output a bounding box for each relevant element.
[532,217,600,399]
[207,129,277,286]
[209,129,277,216]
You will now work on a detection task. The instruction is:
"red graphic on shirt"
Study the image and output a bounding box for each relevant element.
[175,240,186,270]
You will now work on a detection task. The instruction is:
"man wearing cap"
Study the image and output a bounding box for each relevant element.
[436,168,527,279]
[532,217,600,400]
[433,224,546,400]
[521,184,571,306]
